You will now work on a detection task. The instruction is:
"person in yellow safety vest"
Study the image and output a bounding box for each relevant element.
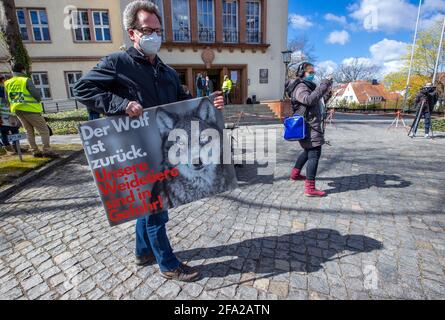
[4,63,59,158]
[222,75,232,105]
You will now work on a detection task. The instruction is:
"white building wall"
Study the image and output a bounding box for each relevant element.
[341,83,360,104]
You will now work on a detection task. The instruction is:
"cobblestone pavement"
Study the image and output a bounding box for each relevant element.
[1,122,444,300]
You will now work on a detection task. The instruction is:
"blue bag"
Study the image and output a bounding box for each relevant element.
[283,114,306,141]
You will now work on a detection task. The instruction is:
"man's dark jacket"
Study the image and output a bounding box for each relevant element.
[73,47,191,115]
[414,87,439,114]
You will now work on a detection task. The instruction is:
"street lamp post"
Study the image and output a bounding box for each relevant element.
[281,50,293,99]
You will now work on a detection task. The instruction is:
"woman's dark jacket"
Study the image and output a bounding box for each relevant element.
[287,78,333,149]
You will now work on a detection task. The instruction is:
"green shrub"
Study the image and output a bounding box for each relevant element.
[419,119,445,132]
[44,109,89,135]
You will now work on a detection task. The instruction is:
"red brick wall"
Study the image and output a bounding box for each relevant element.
[263,100,292,120]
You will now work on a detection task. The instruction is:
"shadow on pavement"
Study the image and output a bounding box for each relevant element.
[318,174,412,195]
[2,196,98,204]
[235,162,275,186]
[175,228,383,286]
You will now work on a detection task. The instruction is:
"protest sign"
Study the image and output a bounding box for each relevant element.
[7,133,27,143]
[0,103,15,127]
[79,97,238,226]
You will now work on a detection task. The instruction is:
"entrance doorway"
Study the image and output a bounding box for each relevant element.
[227,69,242,104]
[193,69,221,97]
[170,65,247,104]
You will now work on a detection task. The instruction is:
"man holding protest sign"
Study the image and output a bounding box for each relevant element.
[74,0,224,282]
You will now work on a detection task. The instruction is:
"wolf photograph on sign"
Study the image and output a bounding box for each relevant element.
[153,98,238,208]
[79,96,238,226]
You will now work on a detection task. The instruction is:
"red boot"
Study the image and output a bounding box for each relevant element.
[304,180,327,197]
[291,168,306,181]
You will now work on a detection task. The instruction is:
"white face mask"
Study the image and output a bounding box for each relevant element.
[138,32,162,56]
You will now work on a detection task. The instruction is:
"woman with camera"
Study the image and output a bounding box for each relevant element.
[286,62,333,197]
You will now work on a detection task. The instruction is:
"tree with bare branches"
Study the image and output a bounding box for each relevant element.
[0,0,31,73]
[287,36,317,79]
[334,58,380,83]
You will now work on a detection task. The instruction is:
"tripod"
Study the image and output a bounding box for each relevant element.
[408,101,435,139]
[388,110,408,132]
[325,109,336,128]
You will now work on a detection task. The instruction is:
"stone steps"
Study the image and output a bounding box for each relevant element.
[222,104,281,126]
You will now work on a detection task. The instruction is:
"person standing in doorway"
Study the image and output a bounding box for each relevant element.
[205,75,213,96]
[195,73,205,97]
[4,63,59,158]
[222,75,232,105]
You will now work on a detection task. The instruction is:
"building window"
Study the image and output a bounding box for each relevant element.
[16,9,29,41]
[72,10,91,41]
[150,0,165,41]
[197,0,215,43]
[171,0,190,42]
[93,11,111,41]
[246,0,261,44]
[222,0,238,43]
[29,9,50,41]
[31,72,51,100]
[65,72,83,99]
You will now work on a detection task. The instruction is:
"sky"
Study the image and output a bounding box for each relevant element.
[287,0,445,77]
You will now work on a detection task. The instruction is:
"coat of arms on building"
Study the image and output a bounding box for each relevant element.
[201,47,215,69]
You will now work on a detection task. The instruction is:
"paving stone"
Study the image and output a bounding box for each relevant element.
[27,283,50,300]
[132,284,154,300]
[253,278,270,292]
[268,280,289,298]
[156,281,182,299]
[21,275,43,291]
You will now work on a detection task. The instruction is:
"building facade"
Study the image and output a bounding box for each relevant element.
[1,0,288,104]
[0,0,124,102]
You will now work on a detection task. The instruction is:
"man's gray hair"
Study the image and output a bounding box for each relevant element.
[123,0,162,31]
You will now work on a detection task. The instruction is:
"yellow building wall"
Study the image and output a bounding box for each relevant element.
[14,0,124,58]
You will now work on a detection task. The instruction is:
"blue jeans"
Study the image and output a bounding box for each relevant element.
[424,112,431,134]
[135,210,181,272]
[88,111,101,121]
[196,89,203,97]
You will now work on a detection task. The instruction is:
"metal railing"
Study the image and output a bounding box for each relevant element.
[41,99,86,113]
[198,29,215,43]
[246,31,262,44]
[172,29,191,42]
[222,30,239,43]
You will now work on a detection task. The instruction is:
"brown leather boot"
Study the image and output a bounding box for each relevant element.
[161,263,200,282]
[135,252,155,266]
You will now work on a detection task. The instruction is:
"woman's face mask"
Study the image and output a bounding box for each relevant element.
[137,32,162,56]
[304,73,315,82]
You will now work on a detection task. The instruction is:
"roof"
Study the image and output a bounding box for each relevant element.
[349,81,401,103]
[332,83,348,99]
